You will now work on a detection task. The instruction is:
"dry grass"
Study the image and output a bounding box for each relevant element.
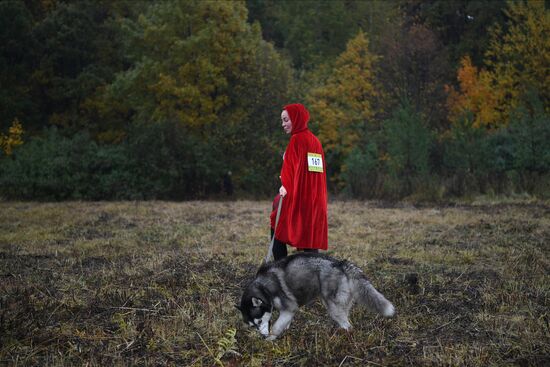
[0,200,549,366]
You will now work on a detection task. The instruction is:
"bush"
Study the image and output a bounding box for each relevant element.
[0,128,139,200]
[0,128,91,199]
[0,123,234,200]
[342,143,378,199]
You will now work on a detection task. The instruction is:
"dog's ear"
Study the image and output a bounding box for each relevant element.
[251,297,263,307]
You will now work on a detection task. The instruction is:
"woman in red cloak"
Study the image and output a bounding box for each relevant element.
[270,103,328,260]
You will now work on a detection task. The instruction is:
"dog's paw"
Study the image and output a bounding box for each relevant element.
[265,334,278,341]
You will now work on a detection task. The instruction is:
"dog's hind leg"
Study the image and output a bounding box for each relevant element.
[266,310,295,341]
[326,301,352,330]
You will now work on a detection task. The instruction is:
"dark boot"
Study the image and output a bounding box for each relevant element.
[270,228,288,260]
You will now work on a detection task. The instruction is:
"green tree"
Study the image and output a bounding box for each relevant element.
[508,90,550,175]
[342,143,378,199]
[247,0,398,69]
[0,1,38,130]
[382,101,433,197]
[441,112,492,196]
[28,0,134,135]
[104,0,293,196]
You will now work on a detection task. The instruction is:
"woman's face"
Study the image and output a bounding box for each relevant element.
[281,110,292,134]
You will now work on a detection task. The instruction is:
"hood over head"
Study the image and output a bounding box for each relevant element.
[284,103,309,135]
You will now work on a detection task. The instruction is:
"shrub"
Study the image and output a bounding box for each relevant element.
[0,123,232,200]
[342,143,378,199]
[0,128,94,199]
[0,128,138,200]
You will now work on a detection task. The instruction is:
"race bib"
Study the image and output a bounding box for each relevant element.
[307,153,323,172]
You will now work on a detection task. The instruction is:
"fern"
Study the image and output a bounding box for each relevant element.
[197,328,240,367]
[216,327,239,361]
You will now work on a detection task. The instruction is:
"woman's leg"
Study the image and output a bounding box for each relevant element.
[270,228,288,260]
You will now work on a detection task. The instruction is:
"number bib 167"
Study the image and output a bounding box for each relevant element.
[307,153,323,173]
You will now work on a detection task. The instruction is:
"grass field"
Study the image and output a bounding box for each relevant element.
[1,200,549,366]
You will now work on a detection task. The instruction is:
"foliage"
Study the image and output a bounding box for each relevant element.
[0,0,38,130]
[1,0,548,200]
[0,128,131,200]
[103,0,292,196]
[380,101,434,198]
[441,112,493,196]
[247,0,398,69]
[400,0,508,67]
[309,31,379,189]
[377,23,451,131]
[123,121,227,199]
[341,144,378,199]
[441,88,550,197]
[507,89,550,174]
[446,56,499,128]
[27,0,132,134]
[484,0,550,125]
[0,124,234,200]
[0,119,24,156]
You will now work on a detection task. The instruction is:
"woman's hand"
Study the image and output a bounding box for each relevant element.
[279,185,287,197]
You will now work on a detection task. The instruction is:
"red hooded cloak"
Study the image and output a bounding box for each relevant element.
[272,103,328,250]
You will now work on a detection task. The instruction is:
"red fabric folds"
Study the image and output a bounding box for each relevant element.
[273,103,328,250]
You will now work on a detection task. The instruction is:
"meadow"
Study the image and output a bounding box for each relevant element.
[0,200,548,366]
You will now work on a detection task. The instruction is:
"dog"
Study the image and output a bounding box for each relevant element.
[236,253,395,340]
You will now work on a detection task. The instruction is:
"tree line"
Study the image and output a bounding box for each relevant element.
[0,0,548,200]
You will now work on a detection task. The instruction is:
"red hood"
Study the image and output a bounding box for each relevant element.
[284,103,309,135]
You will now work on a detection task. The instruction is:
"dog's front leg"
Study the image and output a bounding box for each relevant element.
[265,310,295,341]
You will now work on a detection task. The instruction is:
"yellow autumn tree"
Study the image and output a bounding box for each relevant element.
[0,118,24,156]
[309,30,379,156]
[308,30,379,188]
[446,56,498,128]
[484,0,550,124]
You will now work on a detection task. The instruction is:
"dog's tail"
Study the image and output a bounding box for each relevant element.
[346,263,395,317]
[356,278,395,317]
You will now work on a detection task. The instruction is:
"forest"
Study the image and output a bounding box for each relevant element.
[0,0,548,201]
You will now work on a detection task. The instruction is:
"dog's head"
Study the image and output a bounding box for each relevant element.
[235,283,273,337]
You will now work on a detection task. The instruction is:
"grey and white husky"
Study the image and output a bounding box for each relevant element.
[236,253,395,340]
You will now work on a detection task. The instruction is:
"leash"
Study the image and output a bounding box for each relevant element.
[265,195,283,263]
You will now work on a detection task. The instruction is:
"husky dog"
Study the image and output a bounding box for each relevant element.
[236,253,395,340]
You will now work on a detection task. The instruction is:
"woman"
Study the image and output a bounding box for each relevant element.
[270,103,328,260]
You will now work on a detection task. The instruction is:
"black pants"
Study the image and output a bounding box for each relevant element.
[270,229,318,261]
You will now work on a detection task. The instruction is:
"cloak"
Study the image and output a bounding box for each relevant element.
[273,103,328,250]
